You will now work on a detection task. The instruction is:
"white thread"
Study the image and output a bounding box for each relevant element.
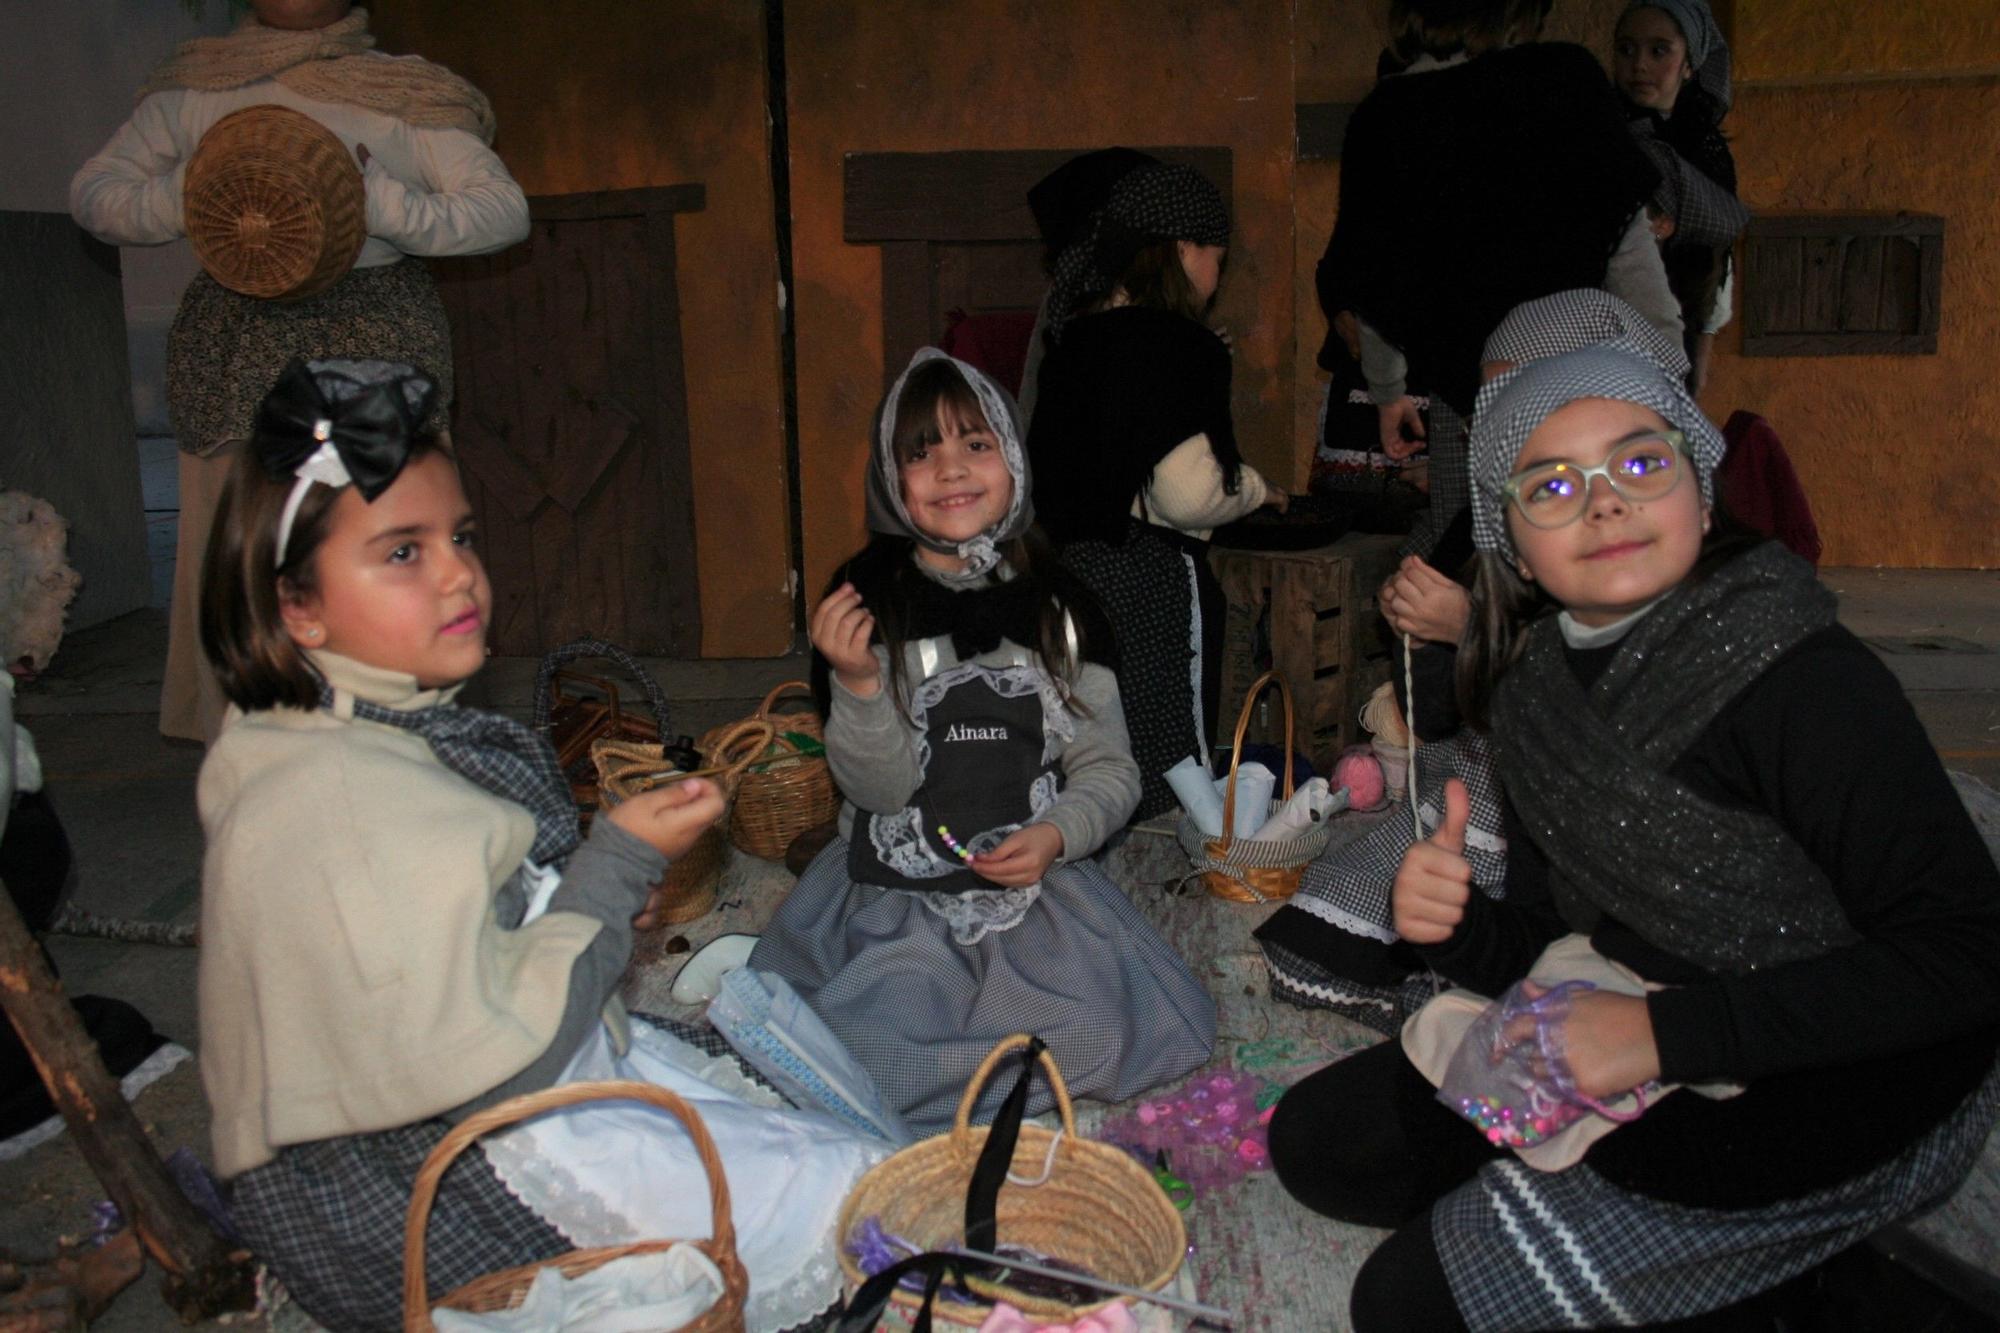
[1405,631,1422,843]
[1005,1126,1065,1186]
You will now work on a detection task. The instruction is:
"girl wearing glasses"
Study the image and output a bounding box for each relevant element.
[1269,344,2000,1330]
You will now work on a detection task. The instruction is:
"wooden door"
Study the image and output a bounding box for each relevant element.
[430,185,705,657]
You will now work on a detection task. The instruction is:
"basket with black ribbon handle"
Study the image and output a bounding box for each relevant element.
[834,1035,1189,1330]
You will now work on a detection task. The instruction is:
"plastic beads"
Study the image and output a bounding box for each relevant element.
[936,825,975,861]
[1102,1065,1276,1198]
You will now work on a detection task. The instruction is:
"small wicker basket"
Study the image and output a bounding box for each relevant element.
[183,104,365,301]
[403,1080,748,1332]
[1178,670,1334,903]
[835,1035,1186,1327]
[593,721,772,926]
[699,682,839,861]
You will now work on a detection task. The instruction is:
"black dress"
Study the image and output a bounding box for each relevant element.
[1028,307,1242,820]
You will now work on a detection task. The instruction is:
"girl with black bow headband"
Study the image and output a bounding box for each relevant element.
[190,359,885,1332]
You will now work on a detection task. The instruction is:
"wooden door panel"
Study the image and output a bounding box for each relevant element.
[432,185,705,656]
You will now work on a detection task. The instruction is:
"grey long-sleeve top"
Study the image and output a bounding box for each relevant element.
[828,640,1140,865]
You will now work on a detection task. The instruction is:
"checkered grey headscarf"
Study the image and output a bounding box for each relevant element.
[1469,342,1726,560]
[1045,162,1229,334]
[1482,288,1690,380]
[1629,120,1751,248]
[866,347,1032,580]
[1623,0,1731,112]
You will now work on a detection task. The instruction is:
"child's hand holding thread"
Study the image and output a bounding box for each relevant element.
[970,823,1065,888]
[1391,777,1471,945]
[608,776,725,862]
[811,583,880,698]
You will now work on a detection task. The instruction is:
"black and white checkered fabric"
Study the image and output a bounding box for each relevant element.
[750,841,1216,1132]
[1060,532,1204,821]
[1046,161,1230,332]
[228,1119,568,1333]
[1468,343,1728,562]
[1632,125,1752,250]
[1434,1054,2000,1329]
[1261,732,1507,1032]
[1481,288,1689,382]
[225,1015,780,1333]
[342,691,579,866]
[1398,395,1469,562]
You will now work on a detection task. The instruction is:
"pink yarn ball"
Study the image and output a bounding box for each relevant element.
[1334,745,1386,811]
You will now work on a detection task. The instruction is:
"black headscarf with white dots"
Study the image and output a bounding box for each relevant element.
[1043,162,1229,336]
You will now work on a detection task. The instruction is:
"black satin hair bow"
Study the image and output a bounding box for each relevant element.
[252,357,438,501]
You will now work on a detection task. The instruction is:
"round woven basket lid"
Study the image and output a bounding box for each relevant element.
[183,104,366,301]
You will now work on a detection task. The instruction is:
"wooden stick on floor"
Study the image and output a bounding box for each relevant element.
[0,878,255,1322]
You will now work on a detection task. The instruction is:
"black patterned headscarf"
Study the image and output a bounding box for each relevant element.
[1044,162,1230,335]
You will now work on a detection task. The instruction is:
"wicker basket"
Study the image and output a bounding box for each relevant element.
[183,104,365,301]
[835,1035,1186,1327]
[1177,671,1334,903]
[593,722,772,926]
[404,1080,748,1332]
[698,682,839,861]
[531,639,684,829]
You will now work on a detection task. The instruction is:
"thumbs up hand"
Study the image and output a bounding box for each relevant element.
[1391,777,1473,945]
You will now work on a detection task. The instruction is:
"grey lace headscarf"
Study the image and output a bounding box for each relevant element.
[1482,288,1690,381]
[1044,161,1229,335]
[865,347,1033,580]
[1469,343,1727,561]
[1622,0,1731,113]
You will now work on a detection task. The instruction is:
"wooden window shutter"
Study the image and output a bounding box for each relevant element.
[1740,212,1943,356]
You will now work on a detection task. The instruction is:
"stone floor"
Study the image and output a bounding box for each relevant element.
[2,565,1996,1330]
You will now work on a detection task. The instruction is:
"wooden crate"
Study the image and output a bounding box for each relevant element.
[1209,534,1403,776]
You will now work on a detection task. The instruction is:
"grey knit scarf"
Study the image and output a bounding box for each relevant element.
[1493,541,1856,973]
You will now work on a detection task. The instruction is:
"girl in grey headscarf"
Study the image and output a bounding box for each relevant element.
[1262,295,1692,1032]
[1614,0,1749,389]
[1273,343,2000,1332]
[751,348,1216,1132]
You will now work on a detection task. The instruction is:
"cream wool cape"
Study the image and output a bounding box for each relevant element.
[197,650,612,1178]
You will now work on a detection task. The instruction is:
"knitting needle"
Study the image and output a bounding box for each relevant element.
[948,1246,1235,1323]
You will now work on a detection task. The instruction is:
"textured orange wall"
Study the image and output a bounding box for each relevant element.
[787,0,1299,601]
[1734,0,2000,82]
[373,4,794,655]
[1703,79,2000,567]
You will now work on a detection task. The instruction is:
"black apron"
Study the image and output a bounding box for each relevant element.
[849,652,1060,895]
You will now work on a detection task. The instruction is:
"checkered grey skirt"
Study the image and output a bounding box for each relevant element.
[750,840,1217,1132]
[1435,1056,2000,1330]
[1259,731,1508,1033]
[225,1017,804,1333]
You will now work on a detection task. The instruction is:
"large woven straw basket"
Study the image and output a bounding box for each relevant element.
[699,681,839,860]
[835,1035,1186,1327]
[184,104,365,300]
[593,721,772,925]
[1177,670,1334,903]
[404,1080,748,1332]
